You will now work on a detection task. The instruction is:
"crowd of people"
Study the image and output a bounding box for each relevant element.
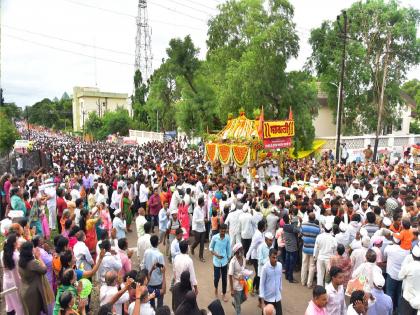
[0,126,419,315]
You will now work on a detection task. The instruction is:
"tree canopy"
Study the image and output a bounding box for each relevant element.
[85,108,133,140]
[402,79,420,133]
[307,0,420,135]
[0,112,19,155]
[25,94,73,131]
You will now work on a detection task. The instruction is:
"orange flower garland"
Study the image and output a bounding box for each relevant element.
[218,144,231,165]
[206,143,217,162]
[232,145,249,167]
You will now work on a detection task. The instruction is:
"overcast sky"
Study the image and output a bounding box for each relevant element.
[2,0,419,107]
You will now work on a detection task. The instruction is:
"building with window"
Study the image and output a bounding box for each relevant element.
[72,86,132,132]
[313,87,416,138]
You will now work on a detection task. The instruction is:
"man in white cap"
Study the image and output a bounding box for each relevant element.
[314,222,337,286]
[335,222,348,246]
[225,203,243,251]
[383,235,410,311]
[368,272,393,315]
[228,243,247,315]
[166,206,181,259]
[112,208,126,240]
[239,203,254,256]
[345,179,362,202]
[398,244,420,314]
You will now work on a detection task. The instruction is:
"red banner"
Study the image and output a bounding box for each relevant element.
[263,137,292,149]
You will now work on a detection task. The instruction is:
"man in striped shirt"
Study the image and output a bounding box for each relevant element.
[301,212,320,288]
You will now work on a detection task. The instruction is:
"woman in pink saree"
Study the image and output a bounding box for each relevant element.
[178,200,190,239]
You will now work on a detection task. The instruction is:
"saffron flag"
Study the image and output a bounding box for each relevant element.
[288,106,293,120]
[258,107,264,139]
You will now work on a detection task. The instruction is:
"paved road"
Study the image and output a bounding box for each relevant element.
[126,229,312,315]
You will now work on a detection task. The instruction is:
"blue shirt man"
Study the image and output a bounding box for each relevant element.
[209,224,231,301]
[368,279,393,315]
[142,235,165,308]
[260,248,283,315]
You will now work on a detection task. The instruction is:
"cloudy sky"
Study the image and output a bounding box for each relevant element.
[2,0,419,107]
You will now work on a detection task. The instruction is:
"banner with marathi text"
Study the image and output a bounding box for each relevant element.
[263,120,295,139]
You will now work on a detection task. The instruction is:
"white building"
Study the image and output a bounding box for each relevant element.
[313,88,417,138]
[72,86,132,132]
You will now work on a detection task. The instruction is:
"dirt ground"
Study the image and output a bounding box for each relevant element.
[0,230,312,315]
[125,230,312,315]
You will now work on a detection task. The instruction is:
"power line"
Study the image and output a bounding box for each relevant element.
[59,0,206,31]
[62,0,135,18]
[4,25,135,56]
[182,0,218,12]
[148,2,208,23]
[152,0,213,16]
[5,34,133,66]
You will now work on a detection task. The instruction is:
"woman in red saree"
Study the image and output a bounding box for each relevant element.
[178,200,190,239]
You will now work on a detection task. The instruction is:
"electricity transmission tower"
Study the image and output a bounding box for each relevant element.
[134,0,152,81]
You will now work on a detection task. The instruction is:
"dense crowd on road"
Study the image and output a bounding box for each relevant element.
[0,126,419,315]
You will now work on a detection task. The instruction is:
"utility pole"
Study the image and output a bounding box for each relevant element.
[335,10,348,162]
[82,110,86,137]
[156,110,158,132]
[26,108,30,140]
[373,32,392,161]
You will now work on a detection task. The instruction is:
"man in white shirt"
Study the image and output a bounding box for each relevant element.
[137,221,152,267]
[100,271,129,315]
[350,236,370,272]
[325,266,346,315]
[136,207,148,239]
[96,187,108,206]
[246,219,265,295]
[314,222,337,286]
[345,180,363,202]
[97,239,123,285]
[170,228,184,263]
[239,203,254,256]
[173,240,198,294]
[70,183,81,202]
[398,245,420,314]
[225,203,243,251]
[191,197,206,262]
[383,236,410,311]
[73,231,94,270]
[138,179,149,209]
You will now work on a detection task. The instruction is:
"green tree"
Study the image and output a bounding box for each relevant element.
[84,112,104,139]
[0,103,22,120]
[0,112,19,154]
[26,98,59,128]
[175,64,218,136]
[402,79,420,133]
[25,94,73,130]
[131,70,148,125]
[307,0,420,135]
[84,108,134,140]
[102,108,134,138]
[167,35,200,94]
[402,79,420,111]
[144,61,180,132]
[207,0,316,150]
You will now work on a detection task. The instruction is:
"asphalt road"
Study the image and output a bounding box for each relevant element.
[126,229,312,315]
